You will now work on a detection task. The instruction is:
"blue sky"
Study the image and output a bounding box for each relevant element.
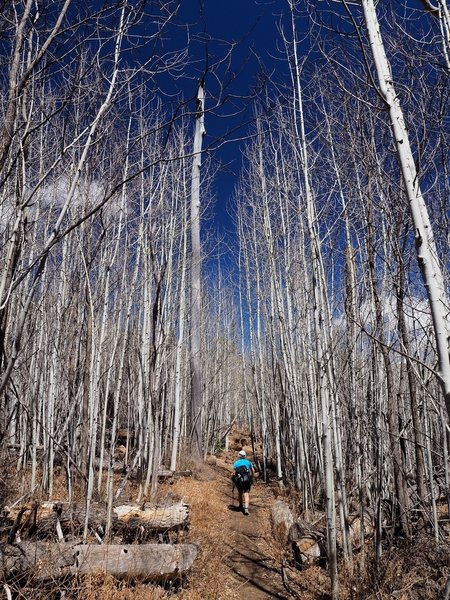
[172,0,434,250]
[175,1,284,239]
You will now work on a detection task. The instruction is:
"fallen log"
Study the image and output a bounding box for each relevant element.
[0,541,198,582]
[271,500,294,545]
[92,458,192,478]
[4,501,189,536]
[157,470,192,479]
[287,510,374,566]
[114,503,189,529]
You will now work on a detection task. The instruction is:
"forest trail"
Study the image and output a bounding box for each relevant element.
[170,445,290,599]
[216,463,288,599]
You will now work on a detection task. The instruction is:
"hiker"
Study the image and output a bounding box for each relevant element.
[232,449,254,515]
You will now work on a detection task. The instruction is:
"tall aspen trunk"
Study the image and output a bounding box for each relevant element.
[361,0,450,420]
[170,193,188,472]
[189,81,205,458]
[394,240,427,507]
[287,4,338,593]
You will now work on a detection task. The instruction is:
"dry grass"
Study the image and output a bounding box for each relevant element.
[352,535,450,599]
[1,460,239,599]
[167,464,237,599]
[76,573,169,600]
[7,575,169,600]
[282,530,450,600]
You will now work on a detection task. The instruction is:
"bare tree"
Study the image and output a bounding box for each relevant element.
[189,80,206,458]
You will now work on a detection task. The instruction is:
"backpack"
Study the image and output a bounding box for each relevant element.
[234,464,251,485]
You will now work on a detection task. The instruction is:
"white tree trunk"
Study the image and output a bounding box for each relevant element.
[361,0,450,419]
[189,80,206,457]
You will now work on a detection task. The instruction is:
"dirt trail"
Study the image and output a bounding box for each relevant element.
[214,461,288,599]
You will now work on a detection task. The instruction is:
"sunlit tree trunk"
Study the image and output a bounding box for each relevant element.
[189,81,205,458]
[170,166,189,472]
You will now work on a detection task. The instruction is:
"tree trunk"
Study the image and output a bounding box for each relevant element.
[189,80,205,458]
[5,501,190,535]
[361,0,450,420]
[271,500,294,545]
[0,542,198,581]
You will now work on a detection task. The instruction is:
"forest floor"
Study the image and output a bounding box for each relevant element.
[113,439,450,600]
[2,437,450,599]
[182,458,288,599]
[163,444,291,600]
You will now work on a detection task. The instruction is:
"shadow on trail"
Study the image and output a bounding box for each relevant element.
[213,461,288,598]
[228,505,243,512]
[228,544,283,574]
[227,545,288,600]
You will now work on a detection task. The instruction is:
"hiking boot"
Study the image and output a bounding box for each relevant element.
[243,508,249,516]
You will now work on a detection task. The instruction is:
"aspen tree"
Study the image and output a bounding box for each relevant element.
[0,3,128,397]
[393,227,428,507]
[358,0,450,421]
[189,80,206,458]
[419,0,450,68]
[239,185,270,479]
[170,161,189,471]
[285,3,339,593]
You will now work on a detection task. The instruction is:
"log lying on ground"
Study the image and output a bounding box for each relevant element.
[0,541,198,581]
[4,501,189,535]
[158,469,192,478]
[93,456,193,478]
[271,503,323,565]
[288,510,375,566]
[271,500,294,545]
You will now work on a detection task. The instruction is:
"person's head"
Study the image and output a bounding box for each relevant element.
[238,449,246,457]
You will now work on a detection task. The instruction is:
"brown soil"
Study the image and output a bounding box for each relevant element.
[167,447,289,599]
[215,462,288,599]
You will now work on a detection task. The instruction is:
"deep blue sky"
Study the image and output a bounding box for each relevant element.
[173,0,433,252]
[176,0,283,241]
